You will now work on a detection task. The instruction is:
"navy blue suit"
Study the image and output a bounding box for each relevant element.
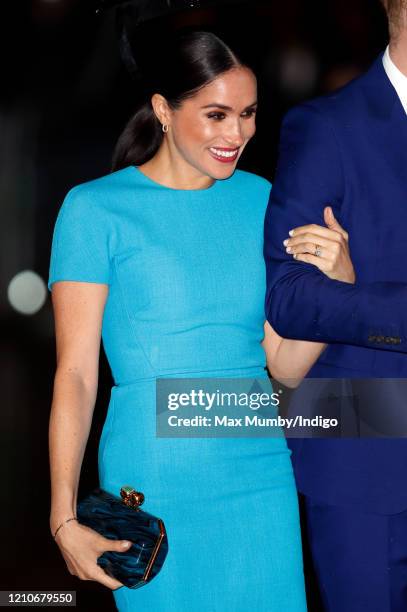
[265,54,407,610]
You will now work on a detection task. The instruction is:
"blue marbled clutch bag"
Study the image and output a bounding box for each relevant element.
[76,485,168,589]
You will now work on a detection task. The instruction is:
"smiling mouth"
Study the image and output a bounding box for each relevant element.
[209,147,240,163]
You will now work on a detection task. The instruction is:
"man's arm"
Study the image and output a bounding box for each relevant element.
[265,102,407,352]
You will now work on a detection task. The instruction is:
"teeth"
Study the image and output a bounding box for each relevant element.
[210,148,238,158]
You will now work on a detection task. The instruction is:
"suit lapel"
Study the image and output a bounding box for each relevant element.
[361,55,407,182]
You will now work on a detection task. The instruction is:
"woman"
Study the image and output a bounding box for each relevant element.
[48,31,355,611]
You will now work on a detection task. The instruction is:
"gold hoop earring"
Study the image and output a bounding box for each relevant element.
[162,124,169,133]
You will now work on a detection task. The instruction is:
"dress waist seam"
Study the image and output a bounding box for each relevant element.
[115,367,269,388]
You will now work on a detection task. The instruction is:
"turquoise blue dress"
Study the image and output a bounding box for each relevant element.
[48,165,307,611]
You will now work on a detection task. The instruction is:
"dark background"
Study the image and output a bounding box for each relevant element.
[0,1,389,609]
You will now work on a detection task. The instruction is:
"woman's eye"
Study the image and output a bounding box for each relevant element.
[207,112,226,120]
[241,109,257,118]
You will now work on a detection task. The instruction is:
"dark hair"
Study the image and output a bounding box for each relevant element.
[111,31,249,171]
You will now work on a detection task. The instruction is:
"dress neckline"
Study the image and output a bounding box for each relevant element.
[130,165,223,194]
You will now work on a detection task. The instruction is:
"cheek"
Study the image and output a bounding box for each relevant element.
[174,114,218,149]
[189,119,220,146]
[243,120,256,141]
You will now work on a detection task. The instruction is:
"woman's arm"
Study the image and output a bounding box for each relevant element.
[49,281,108,535]
[263,207,355,386]
[262,321,327,387]
[49,281,129,590]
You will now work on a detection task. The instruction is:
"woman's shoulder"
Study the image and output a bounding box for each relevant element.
[56,167,136,225]
[64,167,133,203]
[232,169,272,193]
[50,168,135,242]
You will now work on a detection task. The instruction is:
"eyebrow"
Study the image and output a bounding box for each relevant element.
[200,102,258,110]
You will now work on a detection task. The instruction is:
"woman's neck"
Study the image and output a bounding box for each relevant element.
[138,144,214,191]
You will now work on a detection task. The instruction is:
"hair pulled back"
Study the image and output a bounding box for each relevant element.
[112,31,247,171]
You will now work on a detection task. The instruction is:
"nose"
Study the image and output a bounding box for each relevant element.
[223,119,245,148]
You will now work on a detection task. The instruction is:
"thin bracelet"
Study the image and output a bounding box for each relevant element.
[53,516,78,539]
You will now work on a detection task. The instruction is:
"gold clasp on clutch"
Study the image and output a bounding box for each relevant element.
[120,485,145,510]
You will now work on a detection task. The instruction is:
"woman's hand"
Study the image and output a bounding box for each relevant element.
[53,519,131,590]
[283,206,356,284]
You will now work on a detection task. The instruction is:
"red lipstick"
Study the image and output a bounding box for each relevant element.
[208,147,239,164]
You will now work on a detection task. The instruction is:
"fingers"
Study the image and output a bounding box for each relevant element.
[96,536,132,554]
[292,252,332,272]
[284,232,342,258]
[93,537,132,590]
[70,563,125,590]
[291,245,329,260]
[90,566,125,591]
[288,221,348,242]
[62,529,131,591]
[77,524,132,555]
[323,206,348,239]
[324,206,336,230]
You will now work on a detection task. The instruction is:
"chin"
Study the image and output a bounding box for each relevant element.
[208,164,238,180]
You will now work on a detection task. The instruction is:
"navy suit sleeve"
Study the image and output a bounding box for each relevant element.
[265,103,407,352]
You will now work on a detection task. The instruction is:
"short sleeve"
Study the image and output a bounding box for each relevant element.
[48,185,111,291]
